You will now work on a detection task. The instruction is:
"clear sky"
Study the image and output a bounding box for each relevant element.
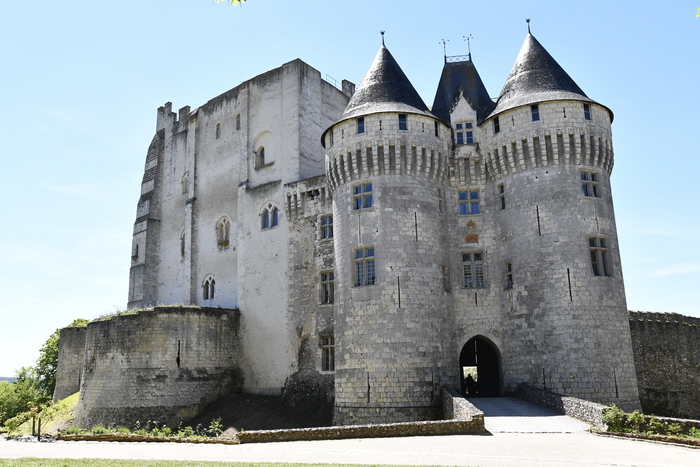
[1,1,699,377]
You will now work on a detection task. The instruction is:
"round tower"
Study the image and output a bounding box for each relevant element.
[322,44,454,424]
[481,33,640,410]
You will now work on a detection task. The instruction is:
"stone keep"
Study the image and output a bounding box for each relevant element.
[113,32,640,426]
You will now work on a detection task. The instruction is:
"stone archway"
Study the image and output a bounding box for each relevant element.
[459,336,501,397]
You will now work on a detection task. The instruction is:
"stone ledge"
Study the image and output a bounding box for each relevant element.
[515,384,607,427]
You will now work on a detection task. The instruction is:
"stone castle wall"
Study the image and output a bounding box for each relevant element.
[53,326,86,401]
[629,311,700,419]
[75,306,241,428]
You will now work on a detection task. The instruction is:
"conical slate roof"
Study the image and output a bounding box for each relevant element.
[339,45,433,121]
[489,34,612,121]
[431,57,496,126]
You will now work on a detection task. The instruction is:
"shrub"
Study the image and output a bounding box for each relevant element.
[207,418,223,437]
[91,425,109,434]
[65,426,80,434]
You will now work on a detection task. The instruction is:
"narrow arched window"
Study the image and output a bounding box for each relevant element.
[216,217,231,247]
[256,147,265,168]
[271,207,279,227]
[180,230,186,256]
[203,277,215,300]
[261,209,270,229]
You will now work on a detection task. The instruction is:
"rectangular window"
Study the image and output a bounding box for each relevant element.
[357,117,365,134]
[355,247,376,286]
[589,237,610,276]
[398,114,408,131]
[320,215,333,239]
[328,130,334,147]
[434,121,439,137]
[438,188,445,213]
[320,335,335,372]
[504,262,513,289]
[498,184,505,210]
[462,252,485,288]
[353,182,373,210]
[581,171,600,197]
[493,116,500,134]
[458,190,480,215]
[531,104,540,122]
[584,103,591,121]
[321,272,334,304]
[455,121,474,145]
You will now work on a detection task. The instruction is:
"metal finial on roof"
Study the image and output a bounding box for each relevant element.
[526,18,531,34]
[439,39,448,63]
[463,34,473,61]
[380,30,385,46]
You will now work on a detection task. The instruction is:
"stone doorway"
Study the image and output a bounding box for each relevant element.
[459,336,500,397]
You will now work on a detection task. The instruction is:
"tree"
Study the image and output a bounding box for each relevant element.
[216,0,246,5]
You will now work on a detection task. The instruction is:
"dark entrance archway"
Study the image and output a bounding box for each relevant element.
[459,336,500,397]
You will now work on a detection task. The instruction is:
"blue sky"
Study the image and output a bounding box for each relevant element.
[1,1,699,377]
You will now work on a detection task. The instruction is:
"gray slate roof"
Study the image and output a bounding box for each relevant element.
[431,58,496,126]
[338,45,434,121]
[489,34,613,121]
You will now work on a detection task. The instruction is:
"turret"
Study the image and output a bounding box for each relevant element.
[478,32,639,410]
[323,43,454,424]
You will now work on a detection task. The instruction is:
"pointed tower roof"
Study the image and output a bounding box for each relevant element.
[489,34,613,121]
[431,57,496,126]
[339,45,433,121]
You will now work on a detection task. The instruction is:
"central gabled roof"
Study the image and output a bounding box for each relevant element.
[431,57,496,126]
[339,45,434,121]
[489,33,613,121]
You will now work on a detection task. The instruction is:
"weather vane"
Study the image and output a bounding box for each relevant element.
[463,34,473,60]
[439,39,449,61]
[526,18,531,34]
[380,30,385,46]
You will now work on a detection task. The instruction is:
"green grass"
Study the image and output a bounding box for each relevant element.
[0,461,433,467]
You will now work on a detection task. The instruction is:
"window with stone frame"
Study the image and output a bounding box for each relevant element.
[455,121,474,145]
[203,276,215,300]
[353,182,373,210]
[357,117,365,134]
[398,114,408,131]
[583,103,592,121]
[320,215,333,239]
[255,147,266,168]
[320,335,335,372]
[581,171,600,197]
[321,271,334,304]
[531,104,540,122]
[216,217,231,247]
[493,116,500,134]
[498,184,505,210]
[589,237,611,276]
[355,246,376,286]
[438,188,445,213]
[504,261,513,289]
[462,252,485,288]
[458,190,480,215]
[261,205,279,230]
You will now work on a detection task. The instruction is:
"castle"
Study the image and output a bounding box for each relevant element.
[69,32,650,426]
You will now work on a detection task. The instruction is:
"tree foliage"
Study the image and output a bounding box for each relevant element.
[34,318,89,398]
[216,0,246,5]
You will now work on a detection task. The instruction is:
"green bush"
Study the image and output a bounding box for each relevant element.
[65,426,80,434]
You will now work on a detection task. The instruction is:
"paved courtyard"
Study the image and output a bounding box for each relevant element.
[1,398,697,467]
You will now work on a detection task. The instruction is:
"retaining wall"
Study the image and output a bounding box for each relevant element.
[53,326,86,401]
[75,306,241,428]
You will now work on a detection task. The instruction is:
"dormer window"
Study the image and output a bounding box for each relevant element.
[398,114,407,131]
[357,117,365,134]
[455,121,474,145]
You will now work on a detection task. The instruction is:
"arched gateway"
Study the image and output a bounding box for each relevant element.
[459,337,501,397]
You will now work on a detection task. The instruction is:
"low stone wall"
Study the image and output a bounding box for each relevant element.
[515,384,607,427]
[442,387,484,422]
[628,311,700,420]
[53,326,87,401]
[75,306,242,428]
[238,419,484,443]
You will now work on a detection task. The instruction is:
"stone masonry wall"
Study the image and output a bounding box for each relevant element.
[53,326,86,401]
[75,306,241,428]
[629,311,700,419]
